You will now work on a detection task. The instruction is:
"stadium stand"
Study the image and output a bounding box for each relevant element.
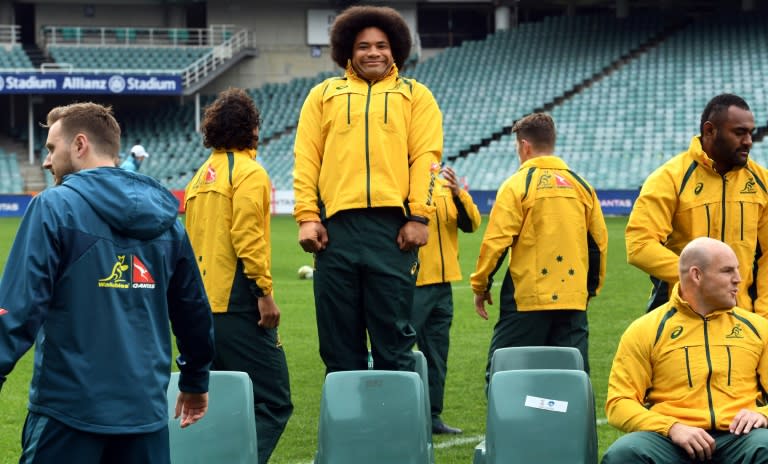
[13,13,768,194]
[48,46,210,71]
[0,45,34,69]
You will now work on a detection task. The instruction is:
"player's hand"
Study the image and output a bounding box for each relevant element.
[474,291,492,320]
[298,221,328,253]
[730,409,768,435]
[257,294,281,328]
[175,391,209,428]
[668,423,715,461]
[441,166,461,197]
[397,221,428,251]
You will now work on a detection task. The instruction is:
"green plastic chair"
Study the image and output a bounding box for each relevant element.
[490,346,584,373]
[166,371,257,464]
[315,370,430,464]
[482,369,597,464]
[475,347,589,463]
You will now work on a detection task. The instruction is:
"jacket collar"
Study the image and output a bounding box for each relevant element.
[687,136,718,172]
[519,155,569,171]
[212,148,258,160]
[345,61,399,85]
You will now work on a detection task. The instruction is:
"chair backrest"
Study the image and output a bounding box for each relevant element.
[412,351,434,463]
[486,369,597,464]
[315,370,430,464]
[167,371,257,464]
[490,346,584,376]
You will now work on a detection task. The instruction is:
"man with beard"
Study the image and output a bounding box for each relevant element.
[626,94,768,316]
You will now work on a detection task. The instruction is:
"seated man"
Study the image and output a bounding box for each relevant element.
[603,237,768,463]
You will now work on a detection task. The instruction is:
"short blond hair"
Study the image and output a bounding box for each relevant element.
[45,102,121,157]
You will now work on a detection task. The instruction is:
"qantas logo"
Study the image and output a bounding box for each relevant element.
[204,164,216,183]
[99,254,156,289]
[0,308,8,316]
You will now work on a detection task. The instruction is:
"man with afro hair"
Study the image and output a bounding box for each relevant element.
[293,6,443,379]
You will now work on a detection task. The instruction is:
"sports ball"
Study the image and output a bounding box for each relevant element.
[297,265,314,280]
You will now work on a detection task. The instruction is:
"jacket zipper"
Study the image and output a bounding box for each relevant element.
[720,176,727,242]
[364,82,373,207]
[684,347,692,387]
[703,317,717,430]
[437,198,446,282]
[726,345,732,386]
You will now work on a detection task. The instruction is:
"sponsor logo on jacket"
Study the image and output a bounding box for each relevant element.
[99,255,156,289]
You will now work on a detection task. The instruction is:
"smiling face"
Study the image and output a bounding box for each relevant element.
[42,120,77,185]
[704,105,754,174]
[351,27,394,82]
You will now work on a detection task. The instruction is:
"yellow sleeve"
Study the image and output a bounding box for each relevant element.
[755,181,768,317]
[625,167,681,284]
[470,179,520,294]
[606,320,677,435]
[231,168,273,296]
[293,83,325,224]
[406,83,442,218]
[588,188,608,296]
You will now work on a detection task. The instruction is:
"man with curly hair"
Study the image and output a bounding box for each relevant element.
[185,88,293,463]
[293,5,443,374]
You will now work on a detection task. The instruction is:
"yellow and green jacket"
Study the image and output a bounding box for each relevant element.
[626,136,768,316]
[606,283,768,434]
[293,64,442,223]
[417,177,481,286]
[470,155,607,310]
[184,148,273,313]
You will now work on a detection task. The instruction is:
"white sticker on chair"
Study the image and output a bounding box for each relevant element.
[524,395,568,413]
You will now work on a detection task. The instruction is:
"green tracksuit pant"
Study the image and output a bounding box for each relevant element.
[412,282,453,424]
[314,208,417,373]
[212,312,293,464]
[602,429,768,463]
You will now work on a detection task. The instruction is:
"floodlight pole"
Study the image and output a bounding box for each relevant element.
[28,96,34,165]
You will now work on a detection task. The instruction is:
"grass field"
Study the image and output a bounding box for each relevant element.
[0,214,647,463]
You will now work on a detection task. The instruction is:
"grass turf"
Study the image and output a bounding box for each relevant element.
[0,214,646,463]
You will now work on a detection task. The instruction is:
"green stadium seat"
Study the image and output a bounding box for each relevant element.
[166,371,258,464]
[475,370,597,464]
[315,370,430,464]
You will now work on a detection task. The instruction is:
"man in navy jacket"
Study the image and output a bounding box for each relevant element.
[0,102,214,464]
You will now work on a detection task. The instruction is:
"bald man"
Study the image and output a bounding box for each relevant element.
[603,238,768,463]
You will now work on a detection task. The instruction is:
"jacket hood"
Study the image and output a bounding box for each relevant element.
[61,167,179,240]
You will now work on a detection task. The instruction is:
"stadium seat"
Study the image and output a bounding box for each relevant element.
[166,371,258,464]
[475,369,597,464]
[315,370,430,464]
[475,346,589,463]
[489,346,585,374]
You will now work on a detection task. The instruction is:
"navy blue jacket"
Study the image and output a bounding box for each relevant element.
[0,167,214,434]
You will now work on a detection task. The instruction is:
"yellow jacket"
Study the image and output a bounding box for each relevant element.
[184,149,273,313]
[293,65,442,223]
[470,156,607,310]
[417,178,481,286]
[606,283,768,434]
[626,136,768,315]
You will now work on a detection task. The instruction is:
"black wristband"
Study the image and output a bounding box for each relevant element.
[409,215,429,225]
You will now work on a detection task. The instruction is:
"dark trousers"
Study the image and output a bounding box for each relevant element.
[486,308,590,384]
[602,429,768,463]
[411,283,453,423]
[212,312,293,464]
[314,208,417,373]
[20,411,169,464]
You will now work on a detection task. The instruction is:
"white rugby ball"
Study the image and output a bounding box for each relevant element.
[297,265,314,280]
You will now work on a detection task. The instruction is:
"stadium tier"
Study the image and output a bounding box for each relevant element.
[15,13,768,194]
[48,46,211,71]
[0,45,33,69]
